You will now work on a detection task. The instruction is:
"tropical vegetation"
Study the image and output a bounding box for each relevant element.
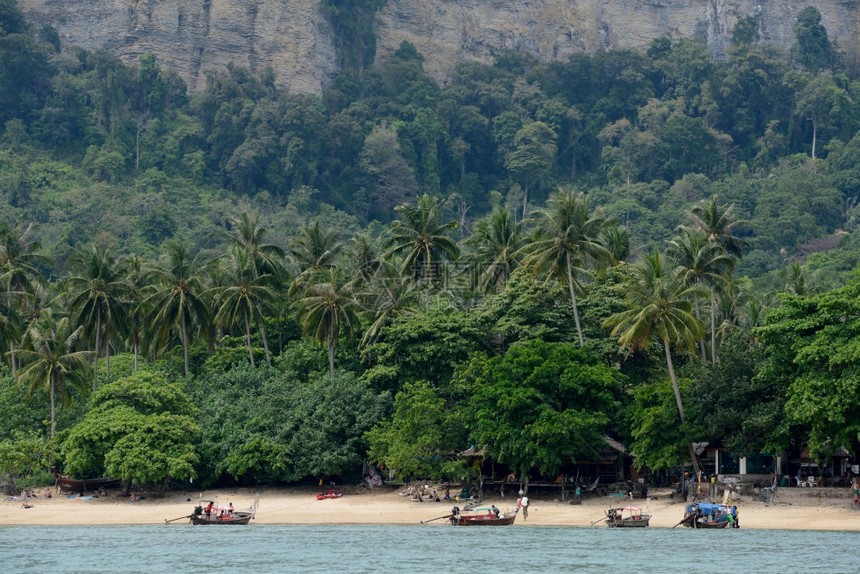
[2,0,860,493]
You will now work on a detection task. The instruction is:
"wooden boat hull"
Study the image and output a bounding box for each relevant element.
[681,502,733,529]
[450,514,516,526]
[604,507,651,527]
[607,518,650,527]
[52,467,121,493]
[191,511,254,525]
[683,518,729,529]
[56,476,121,492]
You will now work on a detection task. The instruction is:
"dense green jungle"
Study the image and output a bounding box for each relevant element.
[1,0,860,493]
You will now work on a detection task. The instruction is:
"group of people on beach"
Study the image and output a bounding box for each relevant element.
[13,488,50,508]
[404,484,451,503]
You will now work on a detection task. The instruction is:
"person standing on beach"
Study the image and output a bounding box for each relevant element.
[519,491,529,521]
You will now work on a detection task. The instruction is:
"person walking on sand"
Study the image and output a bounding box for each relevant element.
[518,490,529,521]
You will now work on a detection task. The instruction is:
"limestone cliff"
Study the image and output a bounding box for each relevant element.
[19,0,859,94]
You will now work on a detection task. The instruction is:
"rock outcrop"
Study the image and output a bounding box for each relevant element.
[19,0,859,94]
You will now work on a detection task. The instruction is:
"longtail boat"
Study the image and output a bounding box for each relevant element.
[449,505,517,526]
[52,466,121,493]
[187,502,256,525]
[679,502,734,529]
[602,506,651,527]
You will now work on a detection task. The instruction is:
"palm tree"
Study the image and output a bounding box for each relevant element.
[221,212,286,364]
[290,221,343,273]
[0,293,23,367]
[465,206,526,294]
[355,258,419,346]
[520,189,612,346]
[668,227,734,362]
[289,221,343,295]
[66,245,134,389]
[603,248,706,474]
[687,196,746,258]
[124,254,155,371]
[0,221,50,379]
[207,247,278,367]
[144,242,210,377]
[13,310,92,438]
[384,194,459,311]
[298,267,359,374]
[349,231,383,283]
[685,197,745,362]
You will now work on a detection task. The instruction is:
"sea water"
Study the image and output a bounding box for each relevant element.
[1,525,859,573]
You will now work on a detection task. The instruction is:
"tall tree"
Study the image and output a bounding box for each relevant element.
[123,255,153,372]
[465,207,526,294]
[144,242,210,377]
[668,227,734,362]
[792,6,840,73]
[685,196,745,362]
[355,259,418,347]
[0,221,49,380]
[289,221,343,294]
[67,245,133,389]
[221,212,286,364]
[13,310,92,438]
[460,340,622,483]
[384,194,459,312]
[792,71,852,161]
[207,247,278,367]
[603,249,706,474]
[297,267,359,374]
[521,189,612,346]
[505,121,558,218]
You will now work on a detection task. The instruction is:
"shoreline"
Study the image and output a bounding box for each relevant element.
[3,486,859,530]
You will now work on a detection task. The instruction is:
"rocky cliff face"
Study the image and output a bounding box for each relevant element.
[19,0,340,94]
[20,0,859,94]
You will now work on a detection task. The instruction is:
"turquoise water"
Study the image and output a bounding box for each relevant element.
[1,525,859,573]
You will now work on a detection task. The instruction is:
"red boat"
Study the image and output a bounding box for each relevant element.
[449,505,517,526]
[316,489,343,500]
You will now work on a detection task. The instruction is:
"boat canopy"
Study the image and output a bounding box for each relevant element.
[686,503,727,515]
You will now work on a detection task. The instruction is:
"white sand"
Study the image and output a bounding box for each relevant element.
[3,486,858,530]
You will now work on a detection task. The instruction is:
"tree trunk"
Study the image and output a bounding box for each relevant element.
[665,340,685,424]
[181,314,189,377]
[566,252,584,346]
[105,331,111,381]
[50,378,56,439]
[133,330,139,371]
[327,334,335,375]
[522,176,530,220]
[243,306,255,368]
[694,297,707,362]
[256,302,271,365]
[93,311,101,391]
[665,340,702,475]
[9,341,16,381]
[811,117,817,160]
[5,286,15,380]
[710,287,717,364]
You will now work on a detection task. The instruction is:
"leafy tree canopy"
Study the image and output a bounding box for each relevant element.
[755,277,860,458]
[61,369,199,487]
[458,339,624,479]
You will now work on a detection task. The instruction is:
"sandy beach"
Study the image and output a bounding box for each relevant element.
[3,485,859,530]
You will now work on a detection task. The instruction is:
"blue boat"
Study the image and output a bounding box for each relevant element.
[680,502,736,529]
